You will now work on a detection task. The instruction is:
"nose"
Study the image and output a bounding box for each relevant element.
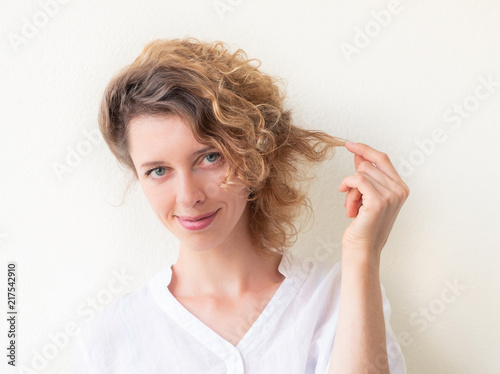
[175,171,205,208]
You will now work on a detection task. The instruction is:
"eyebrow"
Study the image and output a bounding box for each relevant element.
[139,146,216,169]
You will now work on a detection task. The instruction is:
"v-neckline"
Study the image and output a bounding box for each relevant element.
[149,249,309,357]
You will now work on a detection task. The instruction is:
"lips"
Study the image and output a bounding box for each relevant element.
[176,210,218,221]
[175,209,219,231]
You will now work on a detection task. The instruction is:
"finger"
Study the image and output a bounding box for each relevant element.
[345,142,402,183]
[339,169,388,197]
[345,188,362,218]
[354,154,368,170]
[339,172,390,214]
[355,161,409,200]
[346,142,410,198]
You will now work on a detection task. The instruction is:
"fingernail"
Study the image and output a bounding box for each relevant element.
[346,141,355,147]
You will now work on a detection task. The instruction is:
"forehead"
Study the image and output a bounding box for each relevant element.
[128,114,195,150]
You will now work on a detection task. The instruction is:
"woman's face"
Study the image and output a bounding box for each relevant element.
[128,114,250,252]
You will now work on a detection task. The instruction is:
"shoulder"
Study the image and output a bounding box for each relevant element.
[80,281,152,339]
[283,249,342,288]
[279,249,343,312]
[74,270,168,372]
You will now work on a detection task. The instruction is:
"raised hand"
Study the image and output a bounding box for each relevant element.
[338,142,410,259]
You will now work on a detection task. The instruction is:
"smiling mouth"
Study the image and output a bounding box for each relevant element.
[186,216,210,222]
[177,209,219,221]
[175,209,219,231]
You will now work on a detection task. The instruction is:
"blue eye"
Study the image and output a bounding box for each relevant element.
[146,167,167,179]
[153,167,166,176]
[205,153,219,163]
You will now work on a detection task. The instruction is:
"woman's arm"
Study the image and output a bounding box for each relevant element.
[329,142,409,374]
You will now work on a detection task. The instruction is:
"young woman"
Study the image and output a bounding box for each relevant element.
[75,38,409,373]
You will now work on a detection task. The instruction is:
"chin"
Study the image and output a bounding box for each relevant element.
[180,238,221,252]
[170,228,219,249]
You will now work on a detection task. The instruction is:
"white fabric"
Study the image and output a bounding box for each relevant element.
[74,250,407,373]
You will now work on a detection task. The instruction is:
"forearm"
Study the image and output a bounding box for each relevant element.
[328,250,389,374]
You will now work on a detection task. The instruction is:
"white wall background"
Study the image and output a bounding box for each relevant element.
[1,0,499,373]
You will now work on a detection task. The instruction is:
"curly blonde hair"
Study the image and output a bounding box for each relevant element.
[99,38,345,255]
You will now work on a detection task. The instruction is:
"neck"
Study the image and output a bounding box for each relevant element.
[169,230,283,299]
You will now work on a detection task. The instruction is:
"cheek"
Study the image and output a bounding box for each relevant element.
[204,179,223,199]
[203,167,231,199]
[224,188,249,216]
[141,184,174,213]
[212,179,248,201]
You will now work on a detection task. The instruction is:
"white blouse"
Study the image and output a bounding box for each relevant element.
[74,250,407,373]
